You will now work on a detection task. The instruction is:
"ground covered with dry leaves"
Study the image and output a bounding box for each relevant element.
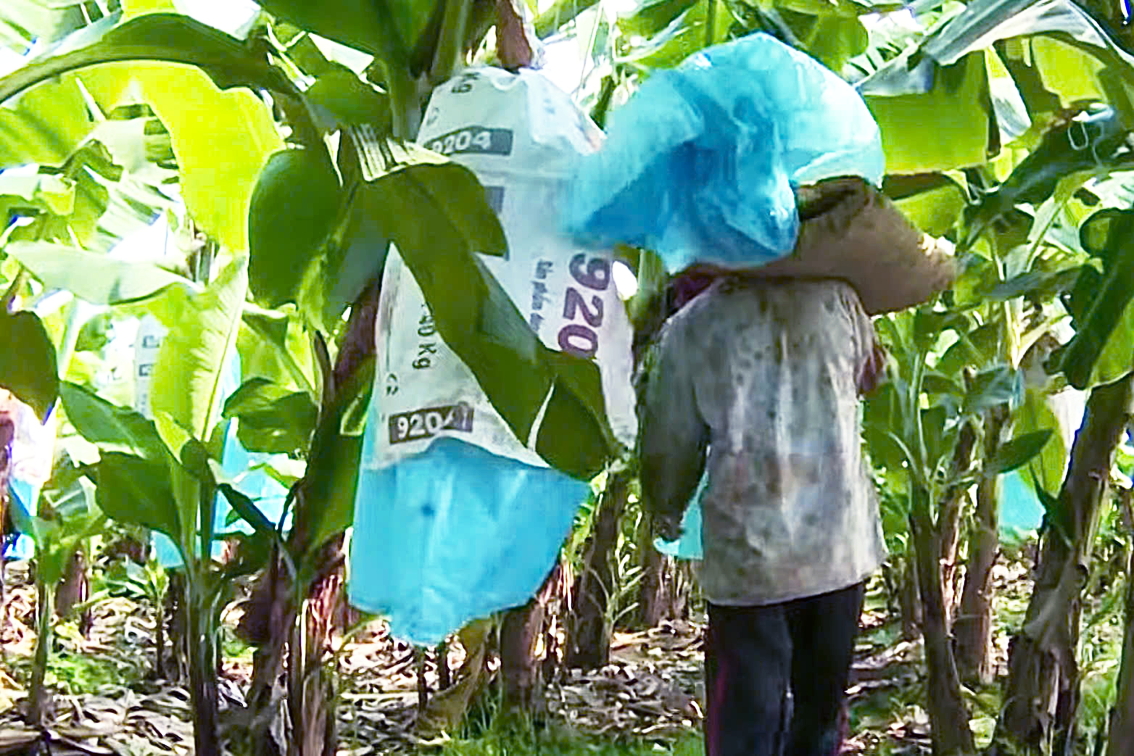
[0,556,1040,756]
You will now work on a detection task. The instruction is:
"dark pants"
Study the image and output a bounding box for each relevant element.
[704,583,865,756]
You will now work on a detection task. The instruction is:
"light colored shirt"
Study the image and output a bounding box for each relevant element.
[639,277,885,606]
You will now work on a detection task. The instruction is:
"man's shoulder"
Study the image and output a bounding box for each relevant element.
[662,282,731,336]
[683,276,861,314]
[736,277,868,321]
[661,277,866,341]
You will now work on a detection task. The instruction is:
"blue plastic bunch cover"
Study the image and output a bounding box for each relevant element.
[656,470,1050,563]
[1,352,288,566]
[653,475,705,560]
[153,352,289,568]
[350,429,588,646]
[4,479,37,560]
[151,422,290,568]
[564,32,885,271]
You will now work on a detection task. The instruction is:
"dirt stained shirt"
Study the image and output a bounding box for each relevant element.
[640,277,886,606]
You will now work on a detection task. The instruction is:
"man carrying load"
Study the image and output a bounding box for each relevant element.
[639,265,885,756]
[564,31,956,756]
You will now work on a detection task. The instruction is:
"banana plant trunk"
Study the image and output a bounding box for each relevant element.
[910,484,977,755]
[27,579,54,726]
[289,548,344,756]
[244,551,292,756]
[636,513,690,628]
[501,563,566,712]
[991,375,1134,755]
[154,589,167,681]
[244,527,349,756]
[167,571,190,683]
[0,408,13,663]
[898,554,923,641]
[186,574,221,756]
[54,547,90,632]
[939,423,977,627]
[566,471,630,669]
[1107,499,1134,756]
[436,640,451,690]
[954,407,1009,686]
[243,283,380,756]
[500,595,548,713]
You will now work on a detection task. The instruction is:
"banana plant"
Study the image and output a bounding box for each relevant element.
[868,146,1134,749]
[55,253,266,754]
[851,1,1134,746]
[10,456,106,726]
[866,298,1056,754]
[11,0,1134,751]
[983,199,1134,752]
[0,3,586,749]
[102,555,171,678]
[0,112,167,728]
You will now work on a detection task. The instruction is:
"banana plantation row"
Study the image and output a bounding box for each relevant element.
[4,0,1134,755]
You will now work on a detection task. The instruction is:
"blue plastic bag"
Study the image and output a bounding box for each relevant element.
[656,468,1046,562]
[151,351,289,568]
[349,426,587,645]
[999,470,1044,544]
[653,475,704,560]
[3,479,37,560]
[151,417,290,568]
[564,32,885,271]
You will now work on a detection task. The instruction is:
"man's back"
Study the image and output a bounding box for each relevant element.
[640,277,884,605]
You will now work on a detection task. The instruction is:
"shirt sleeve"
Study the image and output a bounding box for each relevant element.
[638,315,710,524]
[847,292,886,396]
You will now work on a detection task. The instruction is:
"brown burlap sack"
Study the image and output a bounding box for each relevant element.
[734,177,957,314]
